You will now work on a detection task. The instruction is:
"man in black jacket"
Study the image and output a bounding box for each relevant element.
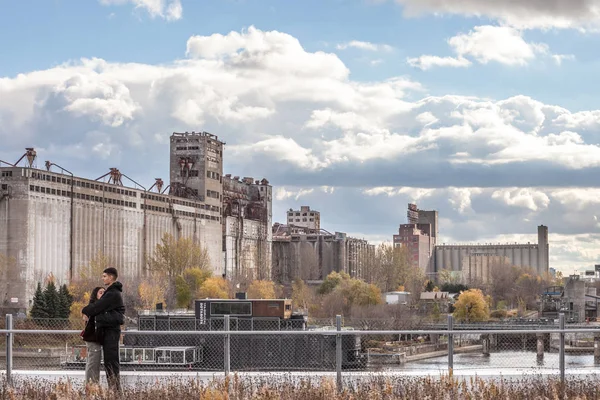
[82,267,125,392]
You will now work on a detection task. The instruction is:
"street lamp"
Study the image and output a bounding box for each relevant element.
[45,161,75,281]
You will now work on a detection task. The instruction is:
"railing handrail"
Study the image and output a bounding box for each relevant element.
[1,328,600,335]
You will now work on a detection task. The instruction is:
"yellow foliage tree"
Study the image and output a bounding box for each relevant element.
[70,251,110,303]
[292,279,313,311]
[174,267,213,308]
[138,278,168,310]
[198,277,230,299]
[453,289,490,322]
[345,279,382,307]
[69,291,91,324]
[247,280,277,299]
[148,233,212,277]
[69,251,110,319]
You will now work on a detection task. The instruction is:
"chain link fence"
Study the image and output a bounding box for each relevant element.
[3,313,600,390]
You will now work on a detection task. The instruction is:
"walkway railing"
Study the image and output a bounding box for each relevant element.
[3,313,600,391]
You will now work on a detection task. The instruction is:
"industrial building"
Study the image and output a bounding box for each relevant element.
[0,133,272,313]
[540,275,600,322]
[222,175,272,282]
[286,206,320,231]
[435,225,550,277]
[392,204,438,274]
[393,203,550,279]
[271,223,374,284]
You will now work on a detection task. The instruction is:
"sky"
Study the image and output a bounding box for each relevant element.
[1,0,600,275]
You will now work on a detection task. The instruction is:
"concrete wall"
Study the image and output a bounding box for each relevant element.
[434,226,549,276]
[460,255,512,284]
[224,216,272,281]
[221,176,272,281]
[564,277,586,323]
[435,244,542,274]
[1,167,223,312]
[272,233,373,285]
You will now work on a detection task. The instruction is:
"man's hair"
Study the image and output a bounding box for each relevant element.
[103,267,118,279]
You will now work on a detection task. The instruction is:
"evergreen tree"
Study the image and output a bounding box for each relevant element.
[58,284,74,319]
[425,280,435,292]
[43,281,60,319]
[30,282,49,320]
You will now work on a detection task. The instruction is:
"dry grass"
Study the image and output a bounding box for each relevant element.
[1,375,600,399]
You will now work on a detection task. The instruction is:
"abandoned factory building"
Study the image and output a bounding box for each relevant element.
[0,132,272,312]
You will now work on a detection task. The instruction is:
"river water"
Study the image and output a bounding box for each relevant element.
[395,350,599,372]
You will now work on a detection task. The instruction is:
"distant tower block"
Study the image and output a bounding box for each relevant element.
[538,225,549,275]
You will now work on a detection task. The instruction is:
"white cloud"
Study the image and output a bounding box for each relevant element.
[392,0,600,30]
[448,26,548,66]
[407,55,472,70]
[408,26,562,69]
[99,0,183,21]
[552,54,576,65]
[274,187,314,201]
[336,40,393,52]
[491,188,550,211]
[2,26,600,272]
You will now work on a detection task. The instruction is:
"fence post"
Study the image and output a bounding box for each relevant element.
[336,315,342,392]
[6,314,13,385]
[559,313,565,383]
[224,315,230,377]
[447,314,454,377]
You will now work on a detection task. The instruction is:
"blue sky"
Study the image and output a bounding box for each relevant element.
[2,0,600,274]
[4,0,600,111]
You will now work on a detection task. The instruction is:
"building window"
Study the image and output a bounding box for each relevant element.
[189,169,199,177]
[2,184,8,190]
[1,171,12,177]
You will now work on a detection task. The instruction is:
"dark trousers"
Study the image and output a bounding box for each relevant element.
[102,328,121,392]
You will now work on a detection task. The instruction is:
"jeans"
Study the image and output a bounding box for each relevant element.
[85,341,102,384]
[102,328,121,392]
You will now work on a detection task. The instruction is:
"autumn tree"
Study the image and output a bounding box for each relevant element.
[291,279,314,311]
[344,279,382,307]
[175,267,212,308]
[438,268,461,285]
[198,277,230,299]
[146,234,214,309]
[138,279,168,310]
[148,233,212,277]
[70,251,110,304]
[514,270,545,309]
[247,280,277,299]
[453,289,490,322]
[315,272,382,316]
[318,271,350,295]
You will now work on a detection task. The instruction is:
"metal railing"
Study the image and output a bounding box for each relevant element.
[4,313,600,391]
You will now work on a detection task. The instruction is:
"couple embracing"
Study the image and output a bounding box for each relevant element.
[80,267,125,392]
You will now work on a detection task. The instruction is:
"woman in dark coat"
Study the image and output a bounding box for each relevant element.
[82,286,104,384]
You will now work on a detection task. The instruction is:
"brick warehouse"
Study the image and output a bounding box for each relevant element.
[0,133,272,313]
